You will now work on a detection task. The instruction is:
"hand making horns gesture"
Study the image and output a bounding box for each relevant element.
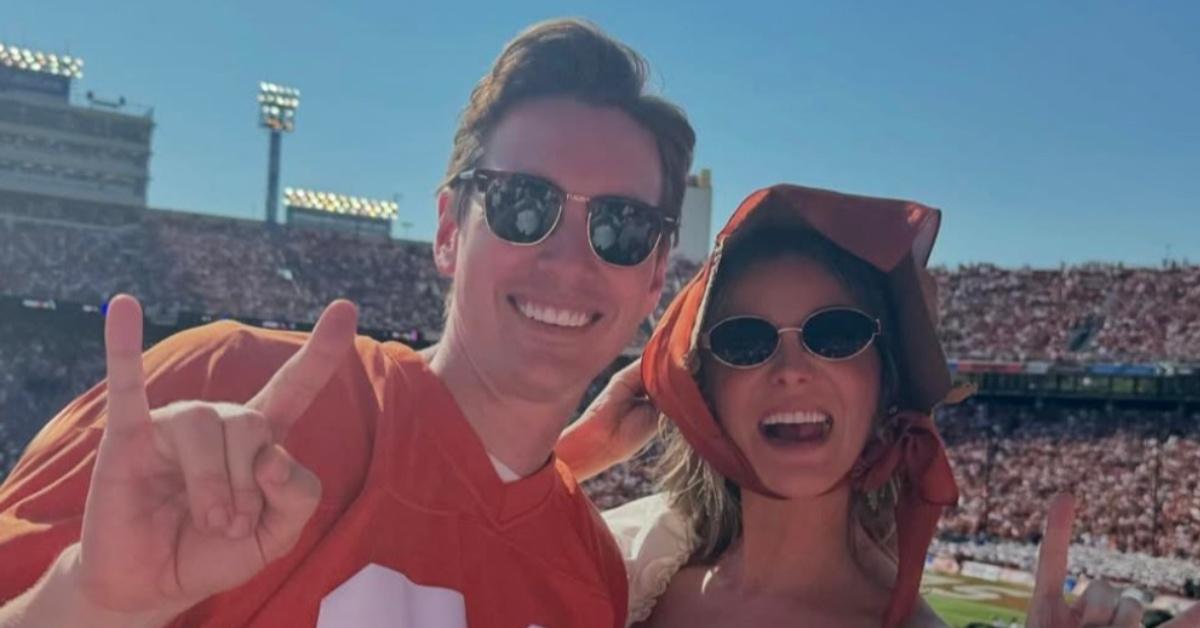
[74,294,358,615]
[1026,494,1199,628]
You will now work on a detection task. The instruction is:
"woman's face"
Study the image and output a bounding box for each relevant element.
[703,254,882,498]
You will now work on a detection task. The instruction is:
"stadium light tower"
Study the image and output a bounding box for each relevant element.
[257,82,300,227]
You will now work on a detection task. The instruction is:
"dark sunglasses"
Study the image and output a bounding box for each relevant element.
[701,307,882,369]
[455,168,677,267]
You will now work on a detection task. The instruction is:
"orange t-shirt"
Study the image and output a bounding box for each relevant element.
[0,321,627,627]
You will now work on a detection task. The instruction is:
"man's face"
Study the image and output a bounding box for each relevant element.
[435,97,669,403]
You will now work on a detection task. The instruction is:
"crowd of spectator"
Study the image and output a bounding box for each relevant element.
[2,203,1199,597]
[934,263,1200,363]
[6,207,1200,362]
[0,309,105,477]
[1,210,450,332]
[935,401,1200,560]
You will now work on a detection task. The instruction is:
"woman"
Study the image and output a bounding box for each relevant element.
[558,184,1151,627]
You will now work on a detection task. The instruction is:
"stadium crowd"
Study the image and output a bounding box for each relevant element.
[935,401,1200,559]
[6,208,1200,362]
[934,263,1200,363]
[2,203,1199,598]
[1,210,450,332]
[935,400,1200,596]
[0,310,105,477]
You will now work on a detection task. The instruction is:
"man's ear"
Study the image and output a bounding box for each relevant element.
[434,189,460,277]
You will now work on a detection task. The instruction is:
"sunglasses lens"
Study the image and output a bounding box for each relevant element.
[588,198,664,266]
[803,309,877,359]
[483,174,562,244]
[708,317,779,367]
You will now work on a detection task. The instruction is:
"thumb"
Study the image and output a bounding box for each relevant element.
[253,444,322,563]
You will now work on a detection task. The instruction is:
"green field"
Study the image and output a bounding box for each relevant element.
[927,593,1026,627]
[922,571,1032,627]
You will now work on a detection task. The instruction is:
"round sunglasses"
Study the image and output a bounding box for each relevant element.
[701,307,882,369]
[455,168,677,267]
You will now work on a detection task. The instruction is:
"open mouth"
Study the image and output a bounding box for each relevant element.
[759,410,833,446]
[509,296,601,330]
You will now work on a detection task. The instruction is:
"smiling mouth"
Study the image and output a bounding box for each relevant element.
[508,296,601,330]
[759,410,833,445]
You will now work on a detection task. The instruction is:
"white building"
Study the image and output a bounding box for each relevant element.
[674,168,713,263]
[0,43,152,208]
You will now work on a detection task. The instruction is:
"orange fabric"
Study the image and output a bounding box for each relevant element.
[642,184,959,628]
[851,412,959,628]
[0,322,626,627]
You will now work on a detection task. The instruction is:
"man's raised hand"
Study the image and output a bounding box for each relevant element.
[76,295,358,615]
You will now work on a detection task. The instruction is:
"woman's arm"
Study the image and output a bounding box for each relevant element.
[556,359,659,481]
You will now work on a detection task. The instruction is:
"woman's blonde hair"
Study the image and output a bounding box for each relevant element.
[655,224,904,568]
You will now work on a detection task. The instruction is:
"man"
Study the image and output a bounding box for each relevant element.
[0,18,694,627]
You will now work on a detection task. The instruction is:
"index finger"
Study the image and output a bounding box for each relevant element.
[1032,493,1076,604]
[248,299,358,438]
[103,294,151,433]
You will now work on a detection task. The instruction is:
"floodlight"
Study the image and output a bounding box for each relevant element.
[0,42,84,79]
[283,187,399,221]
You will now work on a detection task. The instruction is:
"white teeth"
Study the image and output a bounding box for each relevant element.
[516,299,591,328]
[762,411,829,426]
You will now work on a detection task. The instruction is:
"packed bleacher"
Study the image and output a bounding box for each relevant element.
[6,205,1200,361]
[1,209,449,331]
[935,400,1200,595]
[2,201,1199,598]
[0,307,105,477]
[934,263,1200,363]
[934,401,1199,557]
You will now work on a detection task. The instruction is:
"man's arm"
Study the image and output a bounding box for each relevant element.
[0,544,179,628]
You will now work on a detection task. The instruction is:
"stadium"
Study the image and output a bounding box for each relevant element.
[1,35,1198,628]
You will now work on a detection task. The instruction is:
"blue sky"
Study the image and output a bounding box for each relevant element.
[6,1,1198,267]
